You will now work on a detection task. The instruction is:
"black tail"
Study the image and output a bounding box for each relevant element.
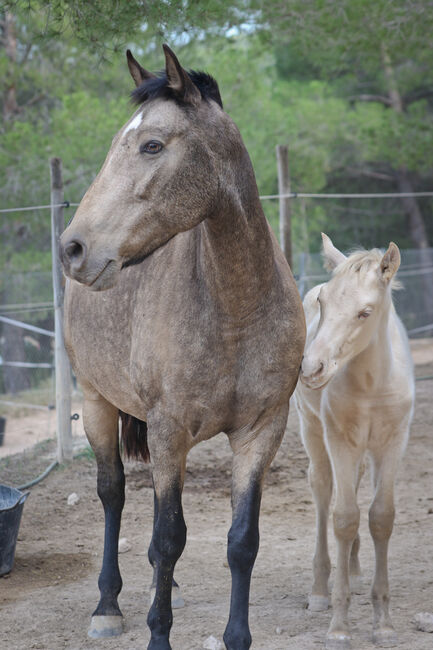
[119,411,150,463]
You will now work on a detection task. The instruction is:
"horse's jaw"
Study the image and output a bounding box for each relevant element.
[64,258,121,292]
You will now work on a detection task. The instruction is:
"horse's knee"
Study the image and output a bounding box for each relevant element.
[227,521,259,573]
[333,507,360,542]
[369,504,395,542]
[96,463,125,511]
[153,500,186,563]
[309,461,332,498]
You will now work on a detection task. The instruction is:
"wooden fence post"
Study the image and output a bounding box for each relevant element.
[50,157,73,462]
[276,144,292,268]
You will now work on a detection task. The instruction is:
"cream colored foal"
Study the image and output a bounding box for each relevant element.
[295,234,414,649]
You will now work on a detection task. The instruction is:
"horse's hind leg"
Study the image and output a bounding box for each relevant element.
[146,411,187,650]
[369,448,400,646]
[82,389,125,639]
[148,485,185,609]
[223,407,288,650]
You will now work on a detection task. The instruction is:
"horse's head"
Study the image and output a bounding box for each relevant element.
[60,45,242,290]
[301,233,401,389]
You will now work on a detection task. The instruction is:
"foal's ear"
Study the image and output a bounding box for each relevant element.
[380,242,401,283]
[163,44,201,106]
[321,233,347,271]
[126,50,156,87]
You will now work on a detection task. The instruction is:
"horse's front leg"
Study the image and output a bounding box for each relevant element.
[326,440,361,650]
[146,412,187,650]
[224,407,288,650]
[148,485,185,609]
[299,409,333,611]
[82,391,125,639]
[349,460,365,591]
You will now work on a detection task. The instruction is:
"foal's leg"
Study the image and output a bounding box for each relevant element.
[146,412,187,650]
[83,391,125,639]
[300,412,333,611]
[369,450,400,646]
[223,407,288,650]
[148,485,185,609]
[349,460,365,590]
[326,443,362,649]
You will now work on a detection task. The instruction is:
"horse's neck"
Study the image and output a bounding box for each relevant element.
[346,304,395,389]
[199,197,274,318]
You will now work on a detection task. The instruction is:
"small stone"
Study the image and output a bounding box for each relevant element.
[275,626,285,635]
[203,635,223,649]
[413,612,433,632]
[67,493,80,506]
[118,537,132,553]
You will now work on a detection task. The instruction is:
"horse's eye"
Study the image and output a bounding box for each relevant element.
[358,310,371,320]
[140,140,163,155]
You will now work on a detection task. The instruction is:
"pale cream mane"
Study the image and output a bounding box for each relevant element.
[330,248,403,290]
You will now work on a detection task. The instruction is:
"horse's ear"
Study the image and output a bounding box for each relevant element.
[380,242,401,283]
[163,44,201,106]
[321,233,347,271]
[126,50,156,87]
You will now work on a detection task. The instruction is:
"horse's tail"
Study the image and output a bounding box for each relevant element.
[119,411,150,463]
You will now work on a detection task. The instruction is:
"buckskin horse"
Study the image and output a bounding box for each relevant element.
[60,45,305,650]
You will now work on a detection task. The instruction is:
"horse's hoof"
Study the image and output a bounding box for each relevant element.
[88,615,124,638]
[309,594,329,611]
[373,627,398,647]
[325,631,351,650]
[149,585,185,609]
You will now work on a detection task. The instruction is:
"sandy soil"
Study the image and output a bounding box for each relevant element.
[0,353,432,649]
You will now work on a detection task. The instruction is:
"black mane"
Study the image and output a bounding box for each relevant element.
[131,69,223,109]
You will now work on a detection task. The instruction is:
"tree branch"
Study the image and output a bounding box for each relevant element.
[20,42,33,66]
[348,94,393,107]
[345,166,396,182]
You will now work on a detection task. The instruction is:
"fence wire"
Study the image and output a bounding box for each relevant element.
[0,195,432,456]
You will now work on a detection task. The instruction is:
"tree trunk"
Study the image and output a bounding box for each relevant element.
[2,11,19,122]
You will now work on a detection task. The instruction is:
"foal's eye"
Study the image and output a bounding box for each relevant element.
[140,140,163,155]
[358,310,371,320]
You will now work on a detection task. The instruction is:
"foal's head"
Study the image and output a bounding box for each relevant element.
[60,45,246,290]
[301,233,401,389]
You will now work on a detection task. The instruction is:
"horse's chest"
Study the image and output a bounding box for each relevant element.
[130,314,289,432]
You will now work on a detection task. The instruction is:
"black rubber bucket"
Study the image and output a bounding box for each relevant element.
[0,485,29,576]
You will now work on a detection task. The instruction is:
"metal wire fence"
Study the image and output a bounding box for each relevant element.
[0,197,432,457]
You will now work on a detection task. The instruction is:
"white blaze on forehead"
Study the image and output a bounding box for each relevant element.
[123,111,143,137]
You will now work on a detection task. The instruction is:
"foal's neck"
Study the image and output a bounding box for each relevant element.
[200,179,274,318]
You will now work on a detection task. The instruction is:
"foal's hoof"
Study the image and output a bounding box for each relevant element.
[325,631,351,650]
[88,615,124,638]
[308,594,329,611]
[372,627,398,647]
[149,584,185,609]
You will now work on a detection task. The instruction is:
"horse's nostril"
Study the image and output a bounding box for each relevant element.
[65,239,85,263]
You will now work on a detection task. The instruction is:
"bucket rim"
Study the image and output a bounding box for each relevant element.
[0,484,30,511]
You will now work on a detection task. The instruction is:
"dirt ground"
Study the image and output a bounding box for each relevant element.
[0,345,432,649]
